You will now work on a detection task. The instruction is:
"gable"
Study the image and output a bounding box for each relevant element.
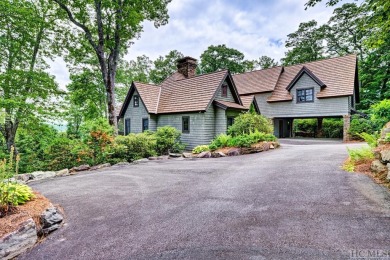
[286,66,326,91]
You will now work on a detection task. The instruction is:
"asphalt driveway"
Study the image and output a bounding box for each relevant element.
[20,140,390,260]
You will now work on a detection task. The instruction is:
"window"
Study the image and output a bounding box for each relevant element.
[182,117,190,133]
[227,117,235,127]
[133,95,139,107]
[296,88,314,103]
[125,118,131,135]
[221,84,228,97]
[142,118,149,132]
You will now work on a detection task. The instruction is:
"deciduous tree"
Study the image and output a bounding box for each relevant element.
[51,0,171,129]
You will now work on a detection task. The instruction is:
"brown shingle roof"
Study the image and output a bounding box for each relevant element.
[157,70,229,114]
[268,55,357,102]
[214,100,247,110]
[133,82,161,113]
[233,66,283,95]
[240,95,255,109]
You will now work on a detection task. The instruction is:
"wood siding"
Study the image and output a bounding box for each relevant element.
[214,80,235,102]
[123,90,152,133]
[255,73,350,118]
[214,106,226,135]
[157,106,216,149]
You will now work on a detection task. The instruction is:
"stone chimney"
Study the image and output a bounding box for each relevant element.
[177,57,197,78]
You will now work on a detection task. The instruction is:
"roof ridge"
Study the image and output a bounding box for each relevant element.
[133,81,157,86]
[283,54,357,69]
[233,65,283,76]
[174,69,228,82]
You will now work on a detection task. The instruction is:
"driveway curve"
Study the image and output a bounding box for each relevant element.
[20,140,390,260]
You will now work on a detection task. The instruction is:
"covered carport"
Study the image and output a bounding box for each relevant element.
[273,115,351,141]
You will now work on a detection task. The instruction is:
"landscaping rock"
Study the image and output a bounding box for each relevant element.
[182,153,195,158]
[158,155,169,160]
[387,164,390,181]
[168,153,182,158]
[114,162,131,167]
[380,122,390,139]
[30,171,56,181]
[70,164,90,173]
[15,174,32,183]
[380,149,390,164]
[262,143,271,151]
[197,151,212,158]
[371,160,388,173]
[211,151,226,158]
[270,144,275,149]
[227,148,241,156]
[148,157,159,160]
[0,218,37,260]
[40,205,64,235]
[55,169,69,177]
[90,163,111,171]
[134,158,149,163]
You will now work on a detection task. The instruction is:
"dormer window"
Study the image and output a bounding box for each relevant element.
[297,88,314,103]
[221,84,228,97]
[133,95,139,107]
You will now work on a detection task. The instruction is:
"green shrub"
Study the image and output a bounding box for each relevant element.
[358,133,379,148]
[227,113,273,136]
[349,115,374,140]
[192,145,210,154]
[323,119,343,138]
[2,183,35,206]
[209,134,231,150]
[347,146,374,163]
[110,133,157,162]
[370,99,390,130]
[79,118,114,140]
[0,149,34,216]
[155,126,185,155]
[293,119,316,134]
[44,135,80,171]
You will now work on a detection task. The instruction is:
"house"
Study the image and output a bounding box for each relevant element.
[119,54,359,147]
[118,57,251,149]
[233,54,359,141]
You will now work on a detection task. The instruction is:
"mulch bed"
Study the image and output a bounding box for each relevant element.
[0,192,51,238]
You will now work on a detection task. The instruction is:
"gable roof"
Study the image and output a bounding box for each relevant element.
[240,95,260,114]
[214,100,247,110]
[118,82,161,117]
[158,70,232,114]
[119,69,244,117]
[233,55,358,103]
[286,66,326,91]
[268,55,358,102]
[233,66,283,95]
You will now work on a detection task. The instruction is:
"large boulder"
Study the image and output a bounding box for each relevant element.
[211,151,226,158]
[40,205,64,235]
[55,169,69,177]
[90,163,111,171]
[0,219,37,260]
[30,171,56,181]
[168,153,182,158]
[15,174,32,183]
[70,164,90,173]
[227,148,241,156]
[182,153,195,159]
[380,149,390,164]
[380,122,390,139]
[371,160,388,174]
[197,151,212,158]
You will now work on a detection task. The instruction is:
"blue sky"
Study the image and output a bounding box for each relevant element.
[49,0,352,89]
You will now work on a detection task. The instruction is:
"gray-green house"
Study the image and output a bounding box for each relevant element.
[233,54,359,141]
[118,57,257,149]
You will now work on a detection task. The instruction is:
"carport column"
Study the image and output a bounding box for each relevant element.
[343,115,351,142]
[316,118,323,138]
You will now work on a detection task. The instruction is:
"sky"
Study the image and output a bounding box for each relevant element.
[48,0,350,90]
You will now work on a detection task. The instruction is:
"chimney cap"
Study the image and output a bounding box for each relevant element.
[177,56,198,64]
